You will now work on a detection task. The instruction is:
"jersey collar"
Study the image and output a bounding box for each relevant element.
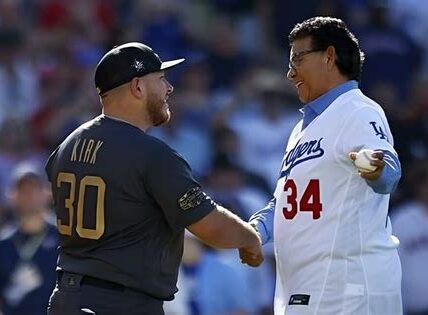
[301,80,359,130]
[100,114,145,132]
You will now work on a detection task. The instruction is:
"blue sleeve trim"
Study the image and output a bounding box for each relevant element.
[249,198,275,245]
[367,150,401,194]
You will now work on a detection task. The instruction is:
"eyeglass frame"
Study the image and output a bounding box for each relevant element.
[288,48,325,71]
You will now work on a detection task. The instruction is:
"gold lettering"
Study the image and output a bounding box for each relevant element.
[71,138,103,165]
[76,176,105,239]
[56,172,76,236]
[78,139,87,162]
[83,139,95,163]
[57,172,106,240]
[71,139,81,162]
[90,141,103,164]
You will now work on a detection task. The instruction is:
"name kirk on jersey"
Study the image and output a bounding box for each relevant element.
[280,138,324,177]
[70,138,103,164]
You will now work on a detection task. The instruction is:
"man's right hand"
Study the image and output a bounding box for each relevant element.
[188,204,265,262]
[239,233,264,267]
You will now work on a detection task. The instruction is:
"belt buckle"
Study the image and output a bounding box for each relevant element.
[59,272,83,291]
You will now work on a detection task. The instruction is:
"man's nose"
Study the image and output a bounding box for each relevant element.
[167,81,174,94]
[287,66,296,81]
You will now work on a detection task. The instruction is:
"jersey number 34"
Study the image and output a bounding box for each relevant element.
[283,179,322,220]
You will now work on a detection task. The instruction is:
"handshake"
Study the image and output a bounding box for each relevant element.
[238,222,264,267]
[187,204,264,268]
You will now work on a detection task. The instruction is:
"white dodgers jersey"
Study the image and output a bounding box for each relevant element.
[273,89,402,315]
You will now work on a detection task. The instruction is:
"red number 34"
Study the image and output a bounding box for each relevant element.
[283,179,322,220]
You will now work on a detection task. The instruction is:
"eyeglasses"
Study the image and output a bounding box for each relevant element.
[288,49,324,71]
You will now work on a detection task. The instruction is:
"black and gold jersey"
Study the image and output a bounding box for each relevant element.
[45,115,214,300]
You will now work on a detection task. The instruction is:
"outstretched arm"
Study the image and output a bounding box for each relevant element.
[349,150,401,194]
[187,204,263,267]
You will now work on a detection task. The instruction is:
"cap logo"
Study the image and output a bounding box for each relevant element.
[131,59,145,71]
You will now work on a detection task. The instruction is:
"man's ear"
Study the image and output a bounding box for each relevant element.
[326,46,336,71]
[130,77,144,98]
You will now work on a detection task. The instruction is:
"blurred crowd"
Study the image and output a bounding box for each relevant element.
[0,0,427,314]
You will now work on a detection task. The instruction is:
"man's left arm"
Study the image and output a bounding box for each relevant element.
[349,149,401,194]
[366,150,401,194]
[341,105,401,194]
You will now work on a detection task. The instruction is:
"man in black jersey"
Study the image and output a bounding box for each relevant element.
[45,42,263,315]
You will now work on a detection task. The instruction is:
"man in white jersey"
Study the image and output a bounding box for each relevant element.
[240,17,403,315]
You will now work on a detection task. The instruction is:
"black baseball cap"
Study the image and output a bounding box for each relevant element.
[94,42,185,95]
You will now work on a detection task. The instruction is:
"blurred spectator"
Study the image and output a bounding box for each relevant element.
[392,163,428,315]
[395,76,428,165]
[227,69,300,187]
[211,126,271,195]
[211,0,266,57]
[271,0,320,45]
[149,99,214,179]
[149,60,216,178]
[196,150,277,315]
[0,202,13,234]
[164,232,254,315]
[37,0,114,34]
[0,119,47,208]
[137,0,187,62]
[205,16,250,91]
[0,0,426,313]
[215,249,274,315]
[0,28,40,127]
[357,2,422,101]
[204,156,269,221]
[29,53,101,153]
[389,0,428,74]
[0,0,24,28]
[172,60,214,131]
[0,163,57,315]
[211,126,241,166]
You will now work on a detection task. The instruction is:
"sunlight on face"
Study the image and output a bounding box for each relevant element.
[145,72,173,126]
[287,37,327,103]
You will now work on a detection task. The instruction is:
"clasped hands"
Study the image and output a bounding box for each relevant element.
[239,226,264,267]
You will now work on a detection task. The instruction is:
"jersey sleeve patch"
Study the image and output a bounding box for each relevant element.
[177,187,206,211]
[369,121,388,141]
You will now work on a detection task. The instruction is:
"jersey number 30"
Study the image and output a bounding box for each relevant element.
[283,179,322,220]
[56,172,106,239]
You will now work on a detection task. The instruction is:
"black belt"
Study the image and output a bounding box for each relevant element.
[58,271,125,292]
[82,275,125,292]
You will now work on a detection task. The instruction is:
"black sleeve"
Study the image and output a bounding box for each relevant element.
[143,140,215,231]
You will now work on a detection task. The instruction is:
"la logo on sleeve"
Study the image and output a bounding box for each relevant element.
[369,121,388,140]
